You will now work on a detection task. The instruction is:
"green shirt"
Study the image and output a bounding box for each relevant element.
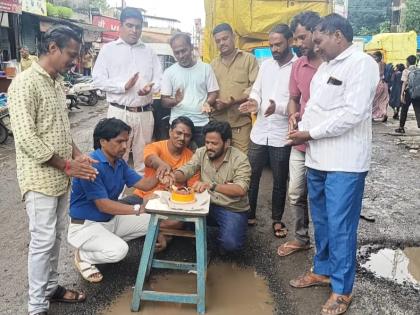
[8,62,73,198]
[178,146,251,212]
[210,50,259,127]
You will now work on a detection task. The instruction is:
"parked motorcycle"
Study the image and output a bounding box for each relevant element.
[64,71,104,110]
[0,106,11,144]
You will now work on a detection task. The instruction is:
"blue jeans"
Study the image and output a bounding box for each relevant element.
[307,168,367,295]
[207,204,248,252]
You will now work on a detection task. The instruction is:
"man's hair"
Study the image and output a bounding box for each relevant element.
[169,32,192,47]
[120,7,143,23]
[269,24,293,40]
[203,121,232,142]
[373,51,383,61]
[39,25,82,56]
[290,11,321,33]
[212,23,233,36]
[171,116,195,134]
[407,55,417,66]
[93,118,131,150]
[314,13,353,42]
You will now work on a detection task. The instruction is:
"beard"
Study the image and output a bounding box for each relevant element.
[272,48,290,62]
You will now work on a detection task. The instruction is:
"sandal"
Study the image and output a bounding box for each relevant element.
[277,240,311,257]
[321,294,352,315]
[289,272,330,288]
[74,250,103,283]
[272,221,288,238]
[248,218,257,226]
[154,233,171,253]
[49,285,86,303]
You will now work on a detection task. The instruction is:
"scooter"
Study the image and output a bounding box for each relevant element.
[65,81,99,110]
[0,106,11,144]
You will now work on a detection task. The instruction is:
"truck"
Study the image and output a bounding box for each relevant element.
[203,0,333,63]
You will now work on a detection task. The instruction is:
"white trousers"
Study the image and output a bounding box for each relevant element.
[25,191,68,315]
[67,214,150,265]
[107,105,154,175]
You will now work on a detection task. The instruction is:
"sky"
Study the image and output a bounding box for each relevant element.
[106,0,205,33]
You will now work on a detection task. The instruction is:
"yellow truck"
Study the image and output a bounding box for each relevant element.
[203,0,332,62]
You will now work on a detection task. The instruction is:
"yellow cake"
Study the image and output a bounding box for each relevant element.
[170,187,196,204]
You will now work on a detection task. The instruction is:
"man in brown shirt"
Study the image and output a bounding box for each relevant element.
[174,121,251,252]
[211,23,259,154]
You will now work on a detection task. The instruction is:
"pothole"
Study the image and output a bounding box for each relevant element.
[360,246,420,290]
[101,262,274,314]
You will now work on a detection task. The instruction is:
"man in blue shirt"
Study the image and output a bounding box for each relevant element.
[67,118,163,283]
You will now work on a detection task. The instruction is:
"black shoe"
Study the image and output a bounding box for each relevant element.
[393,113,399,120]
[395,127,405,134]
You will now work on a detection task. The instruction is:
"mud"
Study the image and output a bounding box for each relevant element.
[102,263,273,315]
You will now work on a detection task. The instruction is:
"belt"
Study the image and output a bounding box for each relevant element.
[71,218,85,225]
[110,102,153,112]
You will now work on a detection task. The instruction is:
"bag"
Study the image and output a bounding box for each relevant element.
[408,68,420,100]
[383,63,393,83]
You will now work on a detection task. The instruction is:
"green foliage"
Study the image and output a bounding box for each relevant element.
[405,0,420,33]
[348,0,392,35]
[89,0,109,10]
[46,2,59,17]
[379,21,391,33]
[46,2,73,18]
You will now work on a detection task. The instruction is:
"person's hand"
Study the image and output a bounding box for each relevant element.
[65,160,98,181]
[159,173,175,187]
[288,112,300,132]
[286,130,312,146]
[264,99,276,117]
[156,163,172,181]
[125,72,139,90]
[174,88,184,105]
[192,181,212,193]
[214,96,235,111]
[138,82,155,96]
[74,154,98,165]
[202,102,213,113]
[141,193,159,213]
[238,98,258,113]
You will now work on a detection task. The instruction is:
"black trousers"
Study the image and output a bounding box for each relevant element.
[247,141,291,221]
[400,93,420,128]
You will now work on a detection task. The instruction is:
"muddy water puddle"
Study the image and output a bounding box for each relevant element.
[101,262,274,315]
[361,247,420,290]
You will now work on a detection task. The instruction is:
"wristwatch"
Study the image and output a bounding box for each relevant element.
[210,182,217,192]
[133,204,141,216]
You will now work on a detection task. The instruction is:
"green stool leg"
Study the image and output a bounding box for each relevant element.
[146,223,160,279]
[131,214,159,312]
[195,217,206,314]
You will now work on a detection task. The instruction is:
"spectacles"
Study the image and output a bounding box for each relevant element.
[124,23,142,31]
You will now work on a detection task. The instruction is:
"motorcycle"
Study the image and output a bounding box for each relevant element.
[64,71,104,110]
[0,106,11,144]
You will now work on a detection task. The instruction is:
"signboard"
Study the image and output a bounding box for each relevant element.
[0,0,22,14]
[22,0,46,16]
[92,15,119,42]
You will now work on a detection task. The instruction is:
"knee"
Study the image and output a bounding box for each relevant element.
[104,241,129,263]
[219,235,245,252]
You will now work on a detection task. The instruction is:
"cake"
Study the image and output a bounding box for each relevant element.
[170,187,196,204]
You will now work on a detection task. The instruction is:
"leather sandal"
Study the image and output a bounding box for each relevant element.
[277,240,311,257]
[49,285,86,303]
[321,294,353,315]
[289,272,330,288]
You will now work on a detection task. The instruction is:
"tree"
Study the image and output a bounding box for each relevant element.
[348,0,393,35]
[405,0,420,33]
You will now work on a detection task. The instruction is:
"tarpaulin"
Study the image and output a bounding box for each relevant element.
[203,0,331,62]
[364,31,418,65]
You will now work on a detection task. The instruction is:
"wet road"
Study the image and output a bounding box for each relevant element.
[0,101,419,315]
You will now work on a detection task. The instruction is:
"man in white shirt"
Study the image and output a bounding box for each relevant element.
[287,14,379,315]
[161,32,219,147]
[93,7,162,174]
[239,24,296,234]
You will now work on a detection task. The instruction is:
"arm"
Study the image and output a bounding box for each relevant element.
[92,48,126,94]
[243,55,260,98]
[160,69,181,108]
[248,65,264,111]
[308,57,379,140]
[174,150,202,183]
[94,199,139,216]
[151,52,163,93]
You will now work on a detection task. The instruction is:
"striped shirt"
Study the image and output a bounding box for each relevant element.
[299,45,379,172]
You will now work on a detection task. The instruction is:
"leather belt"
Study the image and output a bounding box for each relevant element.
[110,102,153,112]
[70,218,85,225]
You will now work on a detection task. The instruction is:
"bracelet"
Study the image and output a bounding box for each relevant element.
[64,160,71,175]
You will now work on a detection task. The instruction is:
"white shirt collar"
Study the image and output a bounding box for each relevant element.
[115,37,146,48]
[329,44,357,64]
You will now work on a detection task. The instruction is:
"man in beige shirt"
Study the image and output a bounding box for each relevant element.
[19,46,38,71]
[9,25,98,315]
[173,121,251,253]
[211,23,259,154]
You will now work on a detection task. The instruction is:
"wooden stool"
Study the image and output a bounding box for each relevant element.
[131,208,208,314]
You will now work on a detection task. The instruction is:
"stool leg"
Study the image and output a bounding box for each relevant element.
[195,218,206,314]
[146,224,160,279]
[131,214,159,312]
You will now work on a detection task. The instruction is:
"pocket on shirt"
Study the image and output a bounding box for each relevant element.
[232,72,248,84]
[316,84,345,111]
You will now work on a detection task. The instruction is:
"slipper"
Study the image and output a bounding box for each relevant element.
[74,251,103,283]
[321,294,353,315]
[248,218,257,226]
[272,221,288,238]
[49,285,86,303]
[289,272,330,288]
[277,240,311,257]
